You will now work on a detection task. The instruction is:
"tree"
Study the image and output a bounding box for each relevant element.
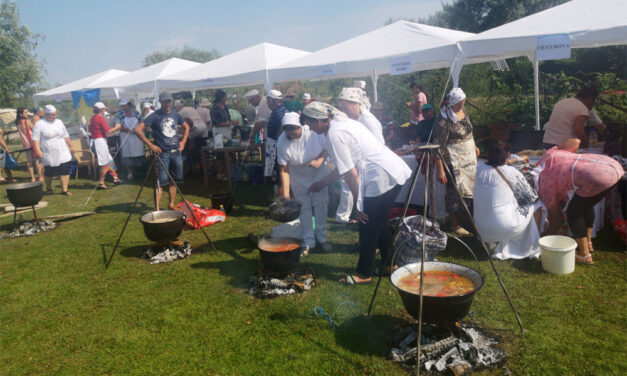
[142,46,221,67]
[420,0,569,33]
[0,0,44,107]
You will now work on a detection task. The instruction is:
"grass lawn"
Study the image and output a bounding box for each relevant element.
[0,168,625,375]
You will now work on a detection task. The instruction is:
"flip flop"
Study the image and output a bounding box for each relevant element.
[575,253,594,265]
[97,184,109,190]
[61,191,72,196]
[339,273,372,286]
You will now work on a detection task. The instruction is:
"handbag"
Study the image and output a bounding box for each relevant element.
[5,153,18,170]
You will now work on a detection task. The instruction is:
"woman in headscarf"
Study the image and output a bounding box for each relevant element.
[335,87,385,224]
[304,102,412,285]
[432,87,478,236]
[277,112,332,255]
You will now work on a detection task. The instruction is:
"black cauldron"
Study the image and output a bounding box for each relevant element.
[139,210,185,243]
[391,261,484,325]
[6,182,43,207]
[210,192,233,213]
[257,236,301,273]
[268,200,301,223]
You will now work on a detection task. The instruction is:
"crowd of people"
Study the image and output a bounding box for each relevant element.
[4,80,622,279]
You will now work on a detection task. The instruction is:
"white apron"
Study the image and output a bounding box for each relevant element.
[93,138,113,166]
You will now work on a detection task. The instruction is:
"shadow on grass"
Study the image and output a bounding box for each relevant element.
[440,235,489,262]
[95,202,150,214]
[335,314,411,356]
[511,258,545,274]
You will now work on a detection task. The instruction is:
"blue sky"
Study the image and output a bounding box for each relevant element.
[16,0,444,87]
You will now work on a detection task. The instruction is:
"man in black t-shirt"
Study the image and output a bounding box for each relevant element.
[135,92,190,210]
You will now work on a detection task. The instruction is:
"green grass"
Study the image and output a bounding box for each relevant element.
[0,168,625,375]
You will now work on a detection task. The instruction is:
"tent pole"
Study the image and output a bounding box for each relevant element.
[371,70,378,103]
[533,58,541,130]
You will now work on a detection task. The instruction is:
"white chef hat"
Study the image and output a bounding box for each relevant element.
[282,112,302,127]
[244,89,260,98]
[143,102,153,109]
[44,104,57,114]
[302,93,311,100]
[266,89,282,100]
[353,80,366,89]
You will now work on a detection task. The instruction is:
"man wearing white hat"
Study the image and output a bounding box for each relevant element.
[114,99,144,180]
[32,105,75,196]
[277,112,332,255]
[142,102,154,118]
[244,89,270,140]
[197,98,212,134]
[90,102,122,188]
[265,89,287,193]
[302,93,313,107]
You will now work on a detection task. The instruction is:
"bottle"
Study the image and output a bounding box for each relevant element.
[219,204,225,212]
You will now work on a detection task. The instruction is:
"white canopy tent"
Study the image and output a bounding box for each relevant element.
[451,0,627,129]
[157,42,310,94]
[92,58,201,102]
[269,21,475,101]
[33,69,129,107]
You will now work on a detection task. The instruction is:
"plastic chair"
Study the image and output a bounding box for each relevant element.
[69,139,96,179]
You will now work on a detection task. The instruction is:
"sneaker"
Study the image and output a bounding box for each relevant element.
[301,246,310,256]
[318,241,333,253]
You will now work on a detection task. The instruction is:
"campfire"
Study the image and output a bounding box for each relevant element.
[390,323,505,374]
[141,241,192,264]
[248,267,316,298]
[0,219,57,239]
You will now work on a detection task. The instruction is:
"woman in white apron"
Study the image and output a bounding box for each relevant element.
[277,112,332,255]
[89,102,121,189]
[303,102,412,285]
[538,138,623,264]
[432,88,478,237]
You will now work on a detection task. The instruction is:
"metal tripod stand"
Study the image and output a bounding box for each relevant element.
[105,153,217,269]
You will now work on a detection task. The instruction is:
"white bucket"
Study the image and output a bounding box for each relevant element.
[539,235,577,274]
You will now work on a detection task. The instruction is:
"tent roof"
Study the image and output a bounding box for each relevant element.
[457,0,627,62]
[158,42,310,91]
[33,69,129,105]
[93,58,201,96]
[269,21,474,83]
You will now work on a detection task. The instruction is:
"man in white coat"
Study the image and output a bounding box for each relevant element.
[277,112,332,256]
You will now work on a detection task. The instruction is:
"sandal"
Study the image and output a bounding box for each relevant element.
[113,179,123,185]
[44,189,54,195]
[61,191,72,196]
[339,273,372,286]
[575,253,594,265]
[587,241,594,253]
[97,184,109,190]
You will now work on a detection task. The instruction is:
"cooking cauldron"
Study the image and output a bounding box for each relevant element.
[210,192,233,213]
[257,236,301,273]
[139,210,185,243]
[6,182,43,207]
[268,199,301,223]
[391,262,484,325]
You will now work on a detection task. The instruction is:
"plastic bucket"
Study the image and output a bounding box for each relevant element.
[539,235,577,274]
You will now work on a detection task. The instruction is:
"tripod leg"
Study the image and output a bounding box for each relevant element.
[367,152,427,316]
[105,155,157,269]
[436,149,524,333]
[154,154,217,251]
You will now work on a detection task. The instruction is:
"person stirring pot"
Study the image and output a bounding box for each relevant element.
[277,112,332,256]
[304,102,412,285]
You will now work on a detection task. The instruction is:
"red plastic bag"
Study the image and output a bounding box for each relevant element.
[613,219,627,245]
[176,200,226,229]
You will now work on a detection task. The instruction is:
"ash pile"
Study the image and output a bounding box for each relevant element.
[248,269,315,298]
[390,323,505,375]
[0,220,57,239]
[141,241,192,264]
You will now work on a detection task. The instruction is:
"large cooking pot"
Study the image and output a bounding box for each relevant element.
[6,182,43,208]
[268,199,301,223]
[391,261,484,325]
[257,236,301,273]
[139,210,185,243]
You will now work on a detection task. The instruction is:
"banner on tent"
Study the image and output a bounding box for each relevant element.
[536,34,571,61]
[390,55,412,76]
[319,64,336,76]
[71,89,101,109]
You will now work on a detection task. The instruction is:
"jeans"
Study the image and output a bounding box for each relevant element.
[356,185,402,277]
[156,150,183,187]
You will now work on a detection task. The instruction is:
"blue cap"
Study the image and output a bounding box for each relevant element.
[421,103,434,111]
